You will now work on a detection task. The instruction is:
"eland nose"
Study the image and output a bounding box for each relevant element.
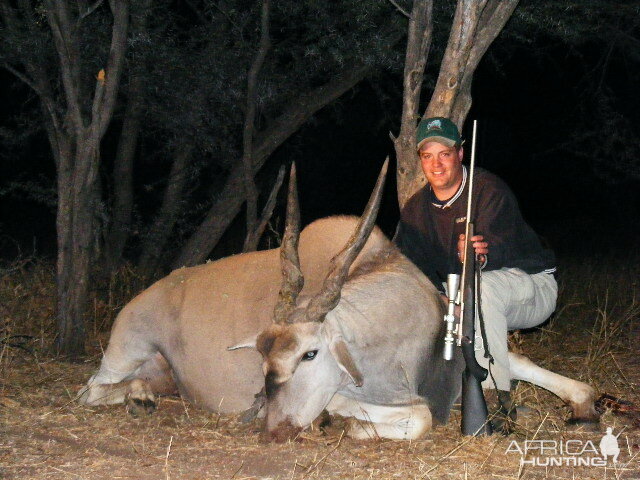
[265,371,283,398]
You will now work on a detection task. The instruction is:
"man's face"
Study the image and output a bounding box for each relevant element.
[419,142,464,200]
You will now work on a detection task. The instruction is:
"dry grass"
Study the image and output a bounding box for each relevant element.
[1,255,639,479]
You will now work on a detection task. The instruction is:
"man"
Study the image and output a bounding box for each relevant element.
[394,116,557,430]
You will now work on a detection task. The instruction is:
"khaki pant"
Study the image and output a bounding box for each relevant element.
[473,268,557,391]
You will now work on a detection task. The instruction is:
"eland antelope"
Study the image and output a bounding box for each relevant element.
[81,161,598,441]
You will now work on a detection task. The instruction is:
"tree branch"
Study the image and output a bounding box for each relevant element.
[393,0,434,210]
[1,61,60,134]
[388,0,410,18]
[77,0,104,25]
[103,0,151,273]
[467,0,519,77]
[3,63,38,95]
[242,0,270,252]
[95,0,129,138]
[252,64,371,163]
[45,0,84,133]
[139,144,193,277]
[172,63,372,269]
[243,164,285,253]
[1,2,63,147]
[426,0,518,126]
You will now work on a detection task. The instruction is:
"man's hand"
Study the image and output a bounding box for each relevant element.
[457,234,488,264]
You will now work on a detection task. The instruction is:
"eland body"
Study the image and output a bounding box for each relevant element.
[79,216,390,414]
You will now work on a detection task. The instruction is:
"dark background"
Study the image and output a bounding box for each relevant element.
[282,40,640,257]
[1,11,638,263]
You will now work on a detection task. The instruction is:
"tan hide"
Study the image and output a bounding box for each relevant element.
[80,216,392,413]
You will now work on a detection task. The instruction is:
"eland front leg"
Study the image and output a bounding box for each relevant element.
[327,394,432,440]
[79,350,176,416]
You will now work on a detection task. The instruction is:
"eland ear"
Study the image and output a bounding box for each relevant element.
[329,338,363,387]
[227,334,258,351]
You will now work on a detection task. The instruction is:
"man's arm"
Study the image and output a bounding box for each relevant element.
[469,177,524,271]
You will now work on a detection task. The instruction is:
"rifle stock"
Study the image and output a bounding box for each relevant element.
[459,223,492,436]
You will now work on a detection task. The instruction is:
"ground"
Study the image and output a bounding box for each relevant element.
[1,257,639,479]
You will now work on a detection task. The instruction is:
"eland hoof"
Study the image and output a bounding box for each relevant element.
[125,379,156,417]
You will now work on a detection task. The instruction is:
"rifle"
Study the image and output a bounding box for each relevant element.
[442,120,492,436]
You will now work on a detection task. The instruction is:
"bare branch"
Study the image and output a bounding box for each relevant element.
[426,0,518,126]
[44,0,84,133]
[388,0,410,18]
[242,0,271,249]
[77,0,104,25]
[2,63,61,137]
[2,0,75,165]
[103,0,152,273]
[138,145,193,277]
[398,0,433,137]
[5,1,60,121]
[2,63,38,94]
[252,63,371,164]
[95,0,129,137]
[467,0,520,79]
[243,164,285,253]
[172,62,372,269]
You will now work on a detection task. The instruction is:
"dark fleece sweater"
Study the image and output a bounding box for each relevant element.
[394,167,556,290]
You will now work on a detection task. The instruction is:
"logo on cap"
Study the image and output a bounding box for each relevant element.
[427,119,443,131]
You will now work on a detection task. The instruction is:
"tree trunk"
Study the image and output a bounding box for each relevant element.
[172,64,371,269]
[55,129,103,358]
[395,0,519,209]
[46,0,130,358]
[426,0,518,124]
[138,145,193,279]
[54,135,83,357]
[393,0,434,211]
[102,72,145,274]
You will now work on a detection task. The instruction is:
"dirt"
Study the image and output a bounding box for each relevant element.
[2,336,640,480]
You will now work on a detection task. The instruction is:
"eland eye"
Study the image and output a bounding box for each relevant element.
[302,350,318,361]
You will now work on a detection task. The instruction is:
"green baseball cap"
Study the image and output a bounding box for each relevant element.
[416,117,461,150]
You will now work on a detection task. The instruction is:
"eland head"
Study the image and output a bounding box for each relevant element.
[233,159,388,441]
